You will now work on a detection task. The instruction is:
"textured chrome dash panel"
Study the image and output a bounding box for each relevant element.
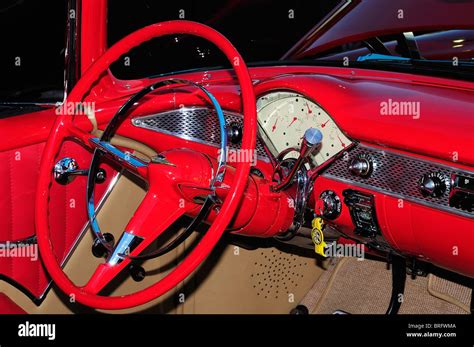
[323,145,474,218]
[132,107,269,161]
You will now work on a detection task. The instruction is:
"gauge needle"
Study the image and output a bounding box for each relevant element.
[272,118,278,132]
[288,116,298,127]
[305,102,312,114]
[321,119,330,128]
[337,134,346,148]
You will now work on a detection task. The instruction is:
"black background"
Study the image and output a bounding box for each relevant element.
[0,1,67,102]
[0,0,339,102]
[0,314,472,346]
[108,0,339,79]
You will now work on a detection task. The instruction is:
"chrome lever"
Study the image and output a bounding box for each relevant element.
[272,128,323,192]
[53,157,106,185]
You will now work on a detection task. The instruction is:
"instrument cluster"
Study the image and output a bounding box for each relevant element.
[256,91,352,166]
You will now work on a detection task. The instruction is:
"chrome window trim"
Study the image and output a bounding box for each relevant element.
[64,0,81,99]
[281,0,353,59]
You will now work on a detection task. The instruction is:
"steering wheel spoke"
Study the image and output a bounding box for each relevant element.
[83,190,190,294]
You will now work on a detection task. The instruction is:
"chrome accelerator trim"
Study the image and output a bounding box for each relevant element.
[323,145,474,218]
[131,107,270,162]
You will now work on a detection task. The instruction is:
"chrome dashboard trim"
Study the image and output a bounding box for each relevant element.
[322,144,474,219]
[131,107,270,163]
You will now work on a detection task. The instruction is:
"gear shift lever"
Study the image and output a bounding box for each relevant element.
[272,128,323,192]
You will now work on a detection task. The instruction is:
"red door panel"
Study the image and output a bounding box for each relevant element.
[0,111,113,300]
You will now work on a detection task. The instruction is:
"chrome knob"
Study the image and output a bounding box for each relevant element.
[419,173,448,197]
[349,155,372,178]
[53,158,80,185]
[301,127,323,153]
[316,190,342,220]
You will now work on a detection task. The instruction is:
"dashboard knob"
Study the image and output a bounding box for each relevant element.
[348,155,373,178]
[419,173,448,197]
[303,127,323,147]
[316,190,342,220]
[226,122,243,144]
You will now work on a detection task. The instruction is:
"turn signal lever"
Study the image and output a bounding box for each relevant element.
[272,128,323,192]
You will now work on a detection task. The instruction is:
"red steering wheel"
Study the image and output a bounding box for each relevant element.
[35,21,257,310]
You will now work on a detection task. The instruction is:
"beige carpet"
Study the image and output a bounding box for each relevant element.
[300,257,472,314]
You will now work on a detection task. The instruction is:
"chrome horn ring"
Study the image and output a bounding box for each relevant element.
[86,78,228,257]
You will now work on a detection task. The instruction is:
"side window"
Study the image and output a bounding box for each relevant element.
[314,41,372,61]
[314,35,404,62]
[0,1,66,104]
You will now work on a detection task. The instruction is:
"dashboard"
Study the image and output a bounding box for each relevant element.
[128,84,473,278]
[132,91,352,170]
[251,89,473,278]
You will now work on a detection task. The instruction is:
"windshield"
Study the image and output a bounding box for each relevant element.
[309,30,474,63]
[108,0,339,79]
[293,30,474,79]
[0,0,67,103]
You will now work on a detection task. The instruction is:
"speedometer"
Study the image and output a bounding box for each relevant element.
[257,91,351,166]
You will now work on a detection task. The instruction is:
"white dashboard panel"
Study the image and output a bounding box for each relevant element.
[257,91,352,166]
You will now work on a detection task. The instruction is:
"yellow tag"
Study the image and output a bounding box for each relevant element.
[311,218,327,257]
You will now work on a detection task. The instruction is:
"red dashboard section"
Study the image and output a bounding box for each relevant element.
[313,176,474,278]
[81,65,473,278]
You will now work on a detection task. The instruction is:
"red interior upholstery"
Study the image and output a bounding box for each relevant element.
[0,140,113,299]
[0,293,27,314]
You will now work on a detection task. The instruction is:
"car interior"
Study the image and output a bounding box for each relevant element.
[0,0,472,318]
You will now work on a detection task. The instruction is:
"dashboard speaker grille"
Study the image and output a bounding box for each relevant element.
[131,107,269,161]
